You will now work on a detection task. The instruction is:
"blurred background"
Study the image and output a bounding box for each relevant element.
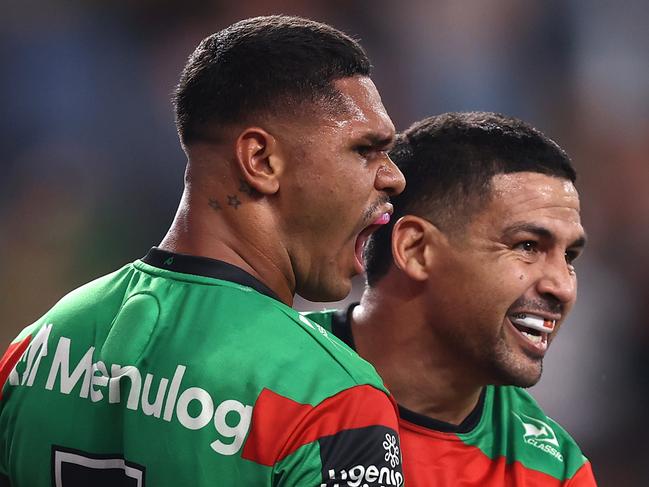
[1,0,647,483]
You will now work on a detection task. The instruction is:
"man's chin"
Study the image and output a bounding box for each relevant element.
[506,374,542,389]
[492,360,543,389]
[297,278,352,303]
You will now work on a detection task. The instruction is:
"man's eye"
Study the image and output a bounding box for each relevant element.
[565,250,579,264]
[516,241,538,253]
[355,146,373,157]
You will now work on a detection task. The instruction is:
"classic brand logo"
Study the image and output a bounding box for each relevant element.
[513,412,564,462]
[299,315,353,356]
[514,412,559,446]
[9,324,253,457]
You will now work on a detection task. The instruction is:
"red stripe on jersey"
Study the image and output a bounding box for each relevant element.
[0,336,32,400]
[399,419,596,486]
[568,462,596,486]
[242,385,398,466]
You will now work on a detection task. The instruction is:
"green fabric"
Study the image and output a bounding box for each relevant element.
[306,308,589,482]
[1,262,389,486]
[457,385,587,480]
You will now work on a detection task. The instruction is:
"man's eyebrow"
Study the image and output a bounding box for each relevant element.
[570,234,587,249]
[503,223,588,248]
[358,132,395,149]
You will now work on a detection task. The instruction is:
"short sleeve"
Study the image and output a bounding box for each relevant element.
[241,385,404,486]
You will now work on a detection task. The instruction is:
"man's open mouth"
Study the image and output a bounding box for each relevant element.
[508,312,556,348]
[354,212,391,272]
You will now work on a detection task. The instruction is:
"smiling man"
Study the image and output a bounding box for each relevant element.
[0,16,405,486]
[307,112,597,486]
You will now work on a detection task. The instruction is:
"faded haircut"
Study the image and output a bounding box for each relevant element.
[364,112,576,286]
[174,15,371,144]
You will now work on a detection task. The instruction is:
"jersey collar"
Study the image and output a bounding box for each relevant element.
[331,302,486,435]
[141,247,281,302]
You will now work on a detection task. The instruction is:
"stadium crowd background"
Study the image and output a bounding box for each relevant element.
[1,0,647,483]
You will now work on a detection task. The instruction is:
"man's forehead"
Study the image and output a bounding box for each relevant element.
[490,172,579,202]
[478,172,583,233]
[331,76,395,138]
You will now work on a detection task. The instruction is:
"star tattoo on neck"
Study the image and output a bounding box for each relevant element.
[227,195,242,209]
[208,198,222,211]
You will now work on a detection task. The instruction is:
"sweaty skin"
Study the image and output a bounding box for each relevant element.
[161,76,405,305]
[353,172,585,424]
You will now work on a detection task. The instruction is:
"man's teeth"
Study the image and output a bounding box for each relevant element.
[510,313,556,333]
[520,330,544,344]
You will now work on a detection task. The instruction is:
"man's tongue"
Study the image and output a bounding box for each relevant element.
[355,234,369,271]
[354,213,391,271]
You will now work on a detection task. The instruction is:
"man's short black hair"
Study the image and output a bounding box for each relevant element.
[364,112,577,286]
[174,15,371,144]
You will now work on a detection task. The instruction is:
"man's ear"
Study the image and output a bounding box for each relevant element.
[234,127,282,195]
[391,215,445,281]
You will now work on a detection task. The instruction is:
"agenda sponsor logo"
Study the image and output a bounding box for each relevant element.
[319,427,403,487]
[8,324,252,456]
[322,463,404,487]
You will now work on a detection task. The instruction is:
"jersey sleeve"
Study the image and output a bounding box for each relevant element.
[565,461,597,486]
[241,385,404,487]
[0,335,31,479]
[0,334,34,402]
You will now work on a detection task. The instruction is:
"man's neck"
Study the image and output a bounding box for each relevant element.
[351,285,484,426]
[159,190,295,306]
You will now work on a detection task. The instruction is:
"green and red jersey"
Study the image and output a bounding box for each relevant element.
[0,249,403,486]
[306,306,597,487]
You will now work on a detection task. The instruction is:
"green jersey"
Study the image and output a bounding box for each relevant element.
[0,249,403,486]
[305,307,596,486]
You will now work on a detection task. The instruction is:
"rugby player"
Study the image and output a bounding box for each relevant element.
[308,112,597,486]
[0,16,406,486]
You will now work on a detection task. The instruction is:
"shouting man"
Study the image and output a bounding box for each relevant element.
[0,16,405,486]
[308,112,597,486]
